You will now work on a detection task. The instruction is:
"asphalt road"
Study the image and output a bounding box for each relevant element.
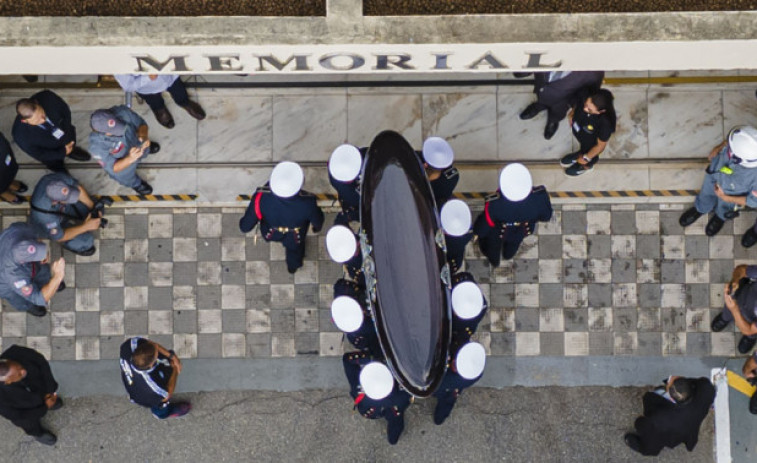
[0,387,714,463]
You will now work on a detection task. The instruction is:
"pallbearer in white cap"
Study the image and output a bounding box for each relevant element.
[239,161,325,274]
[431,341,486,425]
[325,225,363,283]
[450,274,488,344]
[331,295,380,354]
[328,144,364,226]
[440,199,474,274]
[418,136,459,205]
[342,354,412,445]
[473,163,553,267]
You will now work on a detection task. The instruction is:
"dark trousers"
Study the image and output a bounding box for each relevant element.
[386,415,405,444]
[433,392,457,423]
[334,207,359,227]
[138,79,190,112]
[720,306,757,339]
[477,231,526,268]
[12,414,45,436]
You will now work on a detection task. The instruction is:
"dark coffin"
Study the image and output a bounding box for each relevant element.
[359,130,452,397]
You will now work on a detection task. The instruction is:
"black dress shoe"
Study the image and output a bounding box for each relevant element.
[134,181,153,196]
[739,336,757,354]
[624,433,641,453]
[519,103,544,120]
[58,281,66,293]
[68,146,91,161]
[14,181,28,193]
[50,396,64,410]
[512,72,532,78]
[76,246,96,257]
[679,207,703,227]
[743,227,757,248]
[181,100,206,120]
[711,313,729,332]
[28,305,47,317]
[544,121,559,140]
[35,430,57,446]
[705,215,725,236]
[750,392,757,414]
[153,107,175,129]
[149,142,161,154]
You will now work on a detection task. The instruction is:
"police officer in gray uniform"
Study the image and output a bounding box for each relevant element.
[0,224,65,317]
[88,106,161,195]
[680,125,757,238]
[28,173,108,256]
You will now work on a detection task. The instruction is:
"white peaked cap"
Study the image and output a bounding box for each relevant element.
[330,296,364,333]
[451,281,484,320]
[728,125,757,167]
[499,163,532,201]
[329,144,362,181]
[360,362,394,400]
[422,137,454,169]
[326,225,357,263]
[270,161,304,198]
[455,342,486,380]
[440,199,472,236]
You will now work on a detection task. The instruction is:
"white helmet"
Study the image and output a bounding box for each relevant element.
[270,161,304,198]
[729,126,757,168]
[455,342,486,380]
[360,362,394,400]
[499,163,532,201]
[329,144,362,181]
[422,137,454,169]
[330,296,364,333]
[451,281,484,320]
[326,225,357,263]
[440,199,471,236]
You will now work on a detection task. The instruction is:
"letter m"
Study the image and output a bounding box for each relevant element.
[133,55,190,72]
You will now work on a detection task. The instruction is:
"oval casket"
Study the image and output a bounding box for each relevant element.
[359,130,452,397]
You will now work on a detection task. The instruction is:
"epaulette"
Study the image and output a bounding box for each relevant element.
[444,166,459,179]
[485,192,501,202]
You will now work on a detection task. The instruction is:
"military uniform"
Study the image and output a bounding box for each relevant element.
[334,279,380,354]
[432,365,480,425]
[451,272,488,345]
[445,229,473,274]
[240,182,324,273]
[473,186,553,267]
[694,145,757,220]
[342,352,412,444]
[0,224,52,312]
[329,147,366,226]
[88,105,154,190]
[415,150,459,205]
[28,173,93,254]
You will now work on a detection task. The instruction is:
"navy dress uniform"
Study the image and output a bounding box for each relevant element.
[474,163,553,267]
[0,223,65,317]
[440,199,474,274]
[328,144,365,226]
[0,345,62,445]
[680,125,757,240]
[342,353,412,445]
[417,137,459,206]
[451,272,488,345]
[119,337,190,419]
[88,106,161,195]
[239,162,324,274]
[28,173,100,256]
[334,277,366,301]
[326,225,363,283]
[332,295,381,355]
[12,90,91,172]
[432,342,485,425]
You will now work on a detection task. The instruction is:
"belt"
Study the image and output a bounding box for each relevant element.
[275,226,300,233]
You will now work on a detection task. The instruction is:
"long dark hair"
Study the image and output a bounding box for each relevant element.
[589,88,616,132]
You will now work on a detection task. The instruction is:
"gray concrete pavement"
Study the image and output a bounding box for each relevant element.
[0,387,715,463]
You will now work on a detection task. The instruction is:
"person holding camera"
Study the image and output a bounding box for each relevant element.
[710,264,757,354]
[28,173,111,257]
[741,354,757,414]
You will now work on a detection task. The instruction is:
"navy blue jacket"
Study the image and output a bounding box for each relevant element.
[433,367,480,401]
[445,229,473,271]
[334,279,380,353]
[239,183,324,241]
[12,90,77,166]
[473,187,553,239]
[451,272,488,344]
[342,352,411,420]
[328,147,366,217]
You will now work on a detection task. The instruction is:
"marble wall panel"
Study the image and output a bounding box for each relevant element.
[272,95,347,162]
[529,165,650,193]
[648,90,722,158]
[129,99,198,165]
[497,92,573,161]
[723,90,757,130]
[603,90,649,160]
[198,167,270,203]
[346,94,422,148]
[649,166,706,190]
[422,93,497,162]
[197,96,273,163]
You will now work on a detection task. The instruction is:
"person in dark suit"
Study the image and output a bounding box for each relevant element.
[12,90,91,172]
[239,162,324,274]
[416,137,459,206]
[432,342,485,425]
[342,352,412,445]
[328,144,364,226]
[0,131,27,204]
[450,272,488,345]
[517,71,605,140]
[0,345,63,445]
[624,376,715,456]
[473,163,553,267]
[440,199,473,274]
[331,295,380,355]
